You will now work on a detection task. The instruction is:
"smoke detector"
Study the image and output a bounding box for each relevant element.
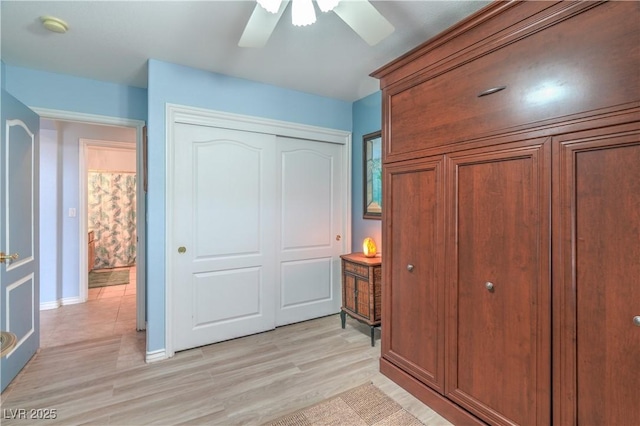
[40,16,69,34]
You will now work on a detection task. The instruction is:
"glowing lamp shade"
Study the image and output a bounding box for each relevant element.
[362,237,377,258]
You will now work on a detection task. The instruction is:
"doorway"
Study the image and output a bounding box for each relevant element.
[34,108,146,337]
[84,142,137,313]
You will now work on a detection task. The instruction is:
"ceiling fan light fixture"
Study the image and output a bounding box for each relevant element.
[317,0,340,13]
[292,0,316,26]
[257,0,282,14]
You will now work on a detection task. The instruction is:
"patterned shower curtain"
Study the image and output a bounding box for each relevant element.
[88,172,137,269]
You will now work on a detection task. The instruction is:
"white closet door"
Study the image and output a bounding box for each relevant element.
[172,123,276,352]
[276,136,345,326]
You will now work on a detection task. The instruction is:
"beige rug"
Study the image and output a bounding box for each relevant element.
[264,383,424,426]
[88,269,130,288]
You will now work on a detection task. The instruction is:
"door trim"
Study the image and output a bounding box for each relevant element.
[30,108,146,332]
[165,103,352,357]
[79,139,135,301]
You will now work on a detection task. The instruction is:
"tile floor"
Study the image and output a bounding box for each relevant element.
[39,266,146,368]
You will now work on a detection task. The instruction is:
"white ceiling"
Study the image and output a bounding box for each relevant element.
[1,1,489,102]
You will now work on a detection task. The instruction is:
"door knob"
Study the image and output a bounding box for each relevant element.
[0,252,19,263]
[485,281,495,292]
[178,247,186,254]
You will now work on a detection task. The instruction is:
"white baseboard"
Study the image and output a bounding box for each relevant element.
[39,296,85,311]
[61,296,84,306]
[146,349,168,363]
[40,300,61,311]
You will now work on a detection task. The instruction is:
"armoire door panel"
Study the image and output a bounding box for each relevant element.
[382,157,445,392]
[554,124,640,426]
[446,140,551,426]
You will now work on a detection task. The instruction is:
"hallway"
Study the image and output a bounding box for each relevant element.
[39,266,145,369]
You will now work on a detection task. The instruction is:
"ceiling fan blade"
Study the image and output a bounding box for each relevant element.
[239,0,290,48]
[333,0,395,46]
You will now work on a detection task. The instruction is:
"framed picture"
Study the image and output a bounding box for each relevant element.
[363,131,382,219]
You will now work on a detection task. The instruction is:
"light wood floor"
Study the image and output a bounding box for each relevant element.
[1,276,451,425]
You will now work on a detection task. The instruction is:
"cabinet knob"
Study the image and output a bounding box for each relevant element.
[178,246,186,254]
[407,264,414,272]
[485,281,495,292]
[634,316,640,327]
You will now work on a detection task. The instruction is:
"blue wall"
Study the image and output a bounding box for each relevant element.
[1,61,6,90]
[146,59,352,352]
[39,129,61,306]
[3,61,381,356]
[3,66,147,308]
[4,66,147,121]
[351,92,382,253]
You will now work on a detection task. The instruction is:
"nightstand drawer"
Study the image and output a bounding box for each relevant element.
[343,261,369,278]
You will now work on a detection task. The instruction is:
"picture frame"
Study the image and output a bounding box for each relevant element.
[363,131,382,219]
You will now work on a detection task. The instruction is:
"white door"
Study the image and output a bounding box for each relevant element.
[276,137,345,326]
[1,90,40,391]
[171,123,277,352]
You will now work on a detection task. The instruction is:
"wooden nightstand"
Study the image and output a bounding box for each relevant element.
[340,252,382,346]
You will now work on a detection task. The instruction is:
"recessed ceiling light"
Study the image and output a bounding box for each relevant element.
[40,16,69,34]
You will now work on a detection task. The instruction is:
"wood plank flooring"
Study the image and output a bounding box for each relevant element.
[1,286,451,425]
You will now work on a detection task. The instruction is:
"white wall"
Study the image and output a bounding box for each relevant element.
[39,128,61,308]
[40,121,135,308]
[87,146,136,172]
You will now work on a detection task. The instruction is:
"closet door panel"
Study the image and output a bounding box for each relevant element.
[446,140,550,426]
[554,124,640,426]
[382,157,445,392]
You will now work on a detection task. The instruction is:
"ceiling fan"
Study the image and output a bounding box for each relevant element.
[239,0,395,48]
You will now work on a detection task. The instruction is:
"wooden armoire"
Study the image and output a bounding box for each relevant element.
[372,2,639,425]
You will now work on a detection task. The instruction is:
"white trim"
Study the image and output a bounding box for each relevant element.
[61,296,83,306]
[31,108,141,129]
[167,103,351,144]
[5,119,34,137]
[39,295,82,311]
[145,349,168,363]
[165,109,175,358]
[32,107,147,333]
[40,300,61,310]
[165,103,352,358]
[344,134,353,253]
